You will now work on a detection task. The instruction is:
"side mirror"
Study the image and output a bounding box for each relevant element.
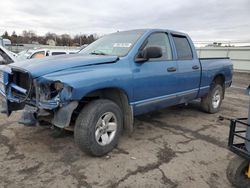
[136,46,162,63]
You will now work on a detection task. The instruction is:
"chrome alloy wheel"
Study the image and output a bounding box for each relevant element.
[212,89,221,109]
[95,112,117,146]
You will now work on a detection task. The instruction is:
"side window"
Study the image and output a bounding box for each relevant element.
[172,35,193,60]
[51,52,66,56]
[143,33,172,60]
[30,51,45,59]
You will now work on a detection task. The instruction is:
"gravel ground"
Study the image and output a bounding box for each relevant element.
[0,73,249,188]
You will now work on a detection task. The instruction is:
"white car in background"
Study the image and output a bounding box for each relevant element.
[17,48,78,60]
[0,47,79,64]
[16,49,35,61]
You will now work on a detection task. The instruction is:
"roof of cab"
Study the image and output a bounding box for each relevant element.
[112,28,187,36]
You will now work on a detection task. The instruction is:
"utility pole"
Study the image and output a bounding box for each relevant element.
[80,32,82,46]
[54,35,57,46]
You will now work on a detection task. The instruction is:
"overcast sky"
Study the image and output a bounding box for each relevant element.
[0,0,250,41]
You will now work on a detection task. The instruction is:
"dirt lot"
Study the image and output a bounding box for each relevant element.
[0,73,249,188]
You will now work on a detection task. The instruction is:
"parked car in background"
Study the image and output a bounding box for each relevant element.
[0,45,16,64]
[0,29,233,156]
[16,48,78,60]
[27,49,78,59]
[16,49,35,61]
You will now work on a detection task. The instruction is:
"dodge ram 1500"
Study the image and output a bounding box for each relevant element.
[0,29,233,156]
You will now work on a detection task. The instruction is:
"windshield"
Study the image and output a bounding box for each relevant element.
[80,31,144,57]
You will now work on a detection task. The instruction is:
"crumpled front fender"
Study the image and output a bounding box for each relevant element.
[34,77,74,110]
[51,101,78,128]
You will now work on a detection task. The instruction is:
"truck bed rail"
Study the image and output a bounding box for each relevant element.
[199,57,230,60]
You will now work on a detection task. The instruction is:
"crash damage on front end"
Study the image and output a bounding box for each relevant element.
[0,65,78,128]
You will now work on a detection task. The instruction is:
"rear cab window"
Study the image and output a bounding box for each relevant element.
[172,35,193,60]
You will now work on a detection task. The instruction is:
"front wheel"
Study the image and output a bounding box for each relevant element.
[201,84,223,113]
[74,99,123,156]
[227,156,250,188]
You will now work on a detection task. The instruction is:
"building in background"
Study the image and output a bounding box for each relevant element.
[196,46,250,72]
[0,37,11,47]
[46,39,56,46]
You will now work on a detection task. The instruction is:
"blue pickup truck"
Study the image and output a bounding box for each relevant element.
[0,29,233,156]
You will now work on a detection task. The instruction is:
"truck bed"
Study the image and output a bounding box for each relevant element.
[198,57,233,98]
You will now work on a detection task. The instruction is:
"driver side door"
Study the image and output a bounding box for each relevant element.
[132,32,179,115]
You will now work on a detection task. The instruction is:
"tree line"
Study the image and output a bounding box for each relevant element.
[1,30,97,46]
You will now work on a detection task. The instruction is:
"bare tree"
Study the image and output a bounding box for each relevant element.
[1,30,97,46]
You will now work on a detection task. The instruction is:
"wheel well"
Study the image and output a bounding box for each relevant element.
[212,74,225,97]
[213,74,225,86]
[71,88,133,133]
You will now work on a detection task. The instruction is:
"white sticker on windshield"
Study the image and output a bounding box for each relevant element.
[113,43,132,48]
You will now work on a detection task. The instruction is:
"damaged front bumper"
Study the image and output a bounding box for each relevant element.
[0,66,78,128]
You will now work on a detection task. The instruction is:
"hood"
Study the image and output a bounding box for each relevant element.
[9,53,119,78]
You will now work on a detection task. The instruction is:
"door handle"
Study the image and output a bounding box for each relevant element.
[192,65,200,70]
[167,67,177,72]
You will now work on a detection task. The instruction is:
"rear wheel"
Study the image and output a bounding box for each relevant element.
[227,156,250,188]
[74,99,123,156]
[201,84,223,113]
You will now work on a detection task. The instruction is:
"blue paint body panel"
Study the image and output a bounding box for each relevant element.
[0,29,233,116]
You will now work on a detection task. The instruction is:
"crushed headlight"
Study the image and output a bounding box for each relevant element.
[34,78,73,108]
[53,81,64,91]
[36,81,64,101]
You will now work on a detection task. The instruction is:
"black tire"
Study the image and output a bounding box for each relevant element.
[227,156,250,188]
[37,120,50,126]
[201,84,223,113]
[74,99,123,156]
